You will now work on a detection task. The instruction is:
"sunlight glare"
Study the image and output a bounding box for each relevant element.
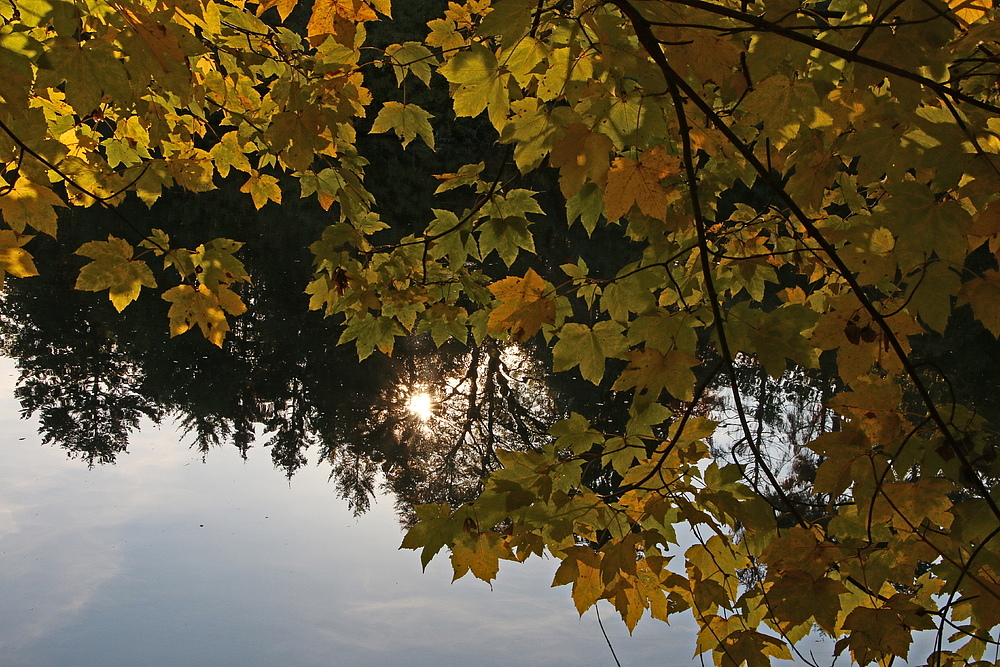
[407,392,433,420]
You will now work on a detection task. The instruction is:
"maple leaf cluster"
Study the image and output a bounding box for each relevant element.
[2,0,1000,663]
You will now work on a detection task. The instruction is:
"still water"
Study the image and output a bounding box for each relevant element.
[0,357,703,667]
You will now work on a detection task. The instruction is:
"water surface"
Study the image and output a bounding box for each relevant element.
[0,358,700,667]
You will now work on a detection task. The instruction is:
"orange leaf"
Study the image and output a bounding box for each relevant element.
[603,147,679,222]
[487,268,555,342]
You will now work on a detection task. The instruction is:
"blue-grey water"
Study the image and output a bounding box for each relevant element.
[0,358,707,667]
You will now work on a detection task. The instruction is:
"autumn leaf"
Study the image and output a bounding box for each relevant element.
[949,0,990,24]
[0,230,39,287]
[611,348,699,403]
[0,177,66,237]
[837,595,935,665]
[162,283,247,347]
[241,171,282,209]
[339,314,402,359]
[487,268,555,342]
[399,503,457,570]
[958,270,1000,337]
[765,572,847,635]
[716,630,791,667]
[307,0,377,45]
[371,102,435,149]
[553,321,628,385]
[6,0,1000,658]
[383,42,434,86]
[477,215,535,267]
[439,43,510,129]
[75,236,157,312]
[190,239,250,290]
[552,546,605,615]
[603,147,680,222]
[211,132,252,178]
[549,124,614,199]
[450,530,512,582]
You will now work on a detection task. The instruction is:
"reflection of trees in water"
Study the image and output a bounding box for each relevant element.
[8,316,162,465]
[710,360,838,526]
[0,222,560,524]
[333,338,556,520]
[8,224,996,531]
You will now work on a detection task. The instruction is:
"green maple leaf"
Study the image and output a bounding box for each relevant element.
[501,99,562,173]
[438,43,510,129]
[874,180,972,265]
[383,42,434,86]
[370,101,435,149]
[433,163,485,194]
[477,0,534,45]
[566,182,605,235]
[553,321,628,385]
[399,503,457,570]
[549,413,605,455]
[477,215,534,266]
[611,348,699,404]
[190,238,250,290]
[75,236,157,312]
[339,314,402,359]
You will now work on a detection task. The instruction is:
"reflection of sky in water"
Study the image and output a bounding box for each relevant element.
[0,357,702,666]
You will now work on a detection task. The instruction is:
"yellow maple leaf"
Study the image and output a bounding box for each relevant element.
[603,147,680,222]
[307,0,377,45]
[255,0,298,21]
[450,530,511,582]
[0,230,39,287]
[162,283,247,347]
[75,236,157,312]
[487,268,555,342]
[240,171,282,209]
[0,177,66,236]
[611,347,699,403]
[949,0,990,25]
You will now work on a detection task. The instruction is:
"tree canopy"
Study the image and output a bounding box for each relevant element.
[3,0,1000,664]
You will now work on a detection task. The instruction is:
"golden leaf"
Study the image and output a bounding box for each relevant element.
[603,147,680,222]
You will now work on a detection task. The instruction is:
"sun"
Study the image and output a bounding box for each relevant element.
[406,392,434,420]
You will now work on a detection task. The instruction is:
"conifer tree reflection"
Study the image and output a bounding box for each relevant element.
[0,190,562,523]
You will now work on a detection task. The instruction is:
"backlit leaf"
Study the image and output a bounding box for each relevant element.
[162,284,247,347]
[487,268,555,342]
[75,236,157,312]
[0,177,65,237]
[0,230,38,287]
[603,148,680,222]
